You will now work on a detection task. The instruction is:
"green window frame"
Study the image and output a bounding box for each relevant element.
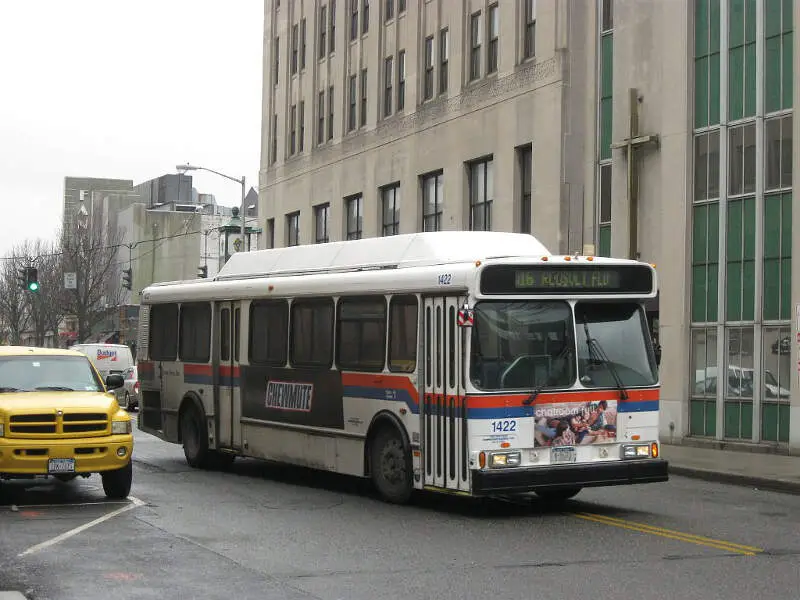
[725,197,756,322]
[695,0,721,128]
[764,0,794,113]
[763,192,792,321]
[728,0,757,120]
[692,202,720,323]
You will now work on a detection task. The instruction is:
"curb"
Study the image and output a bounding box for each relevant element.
[669,465,800,496]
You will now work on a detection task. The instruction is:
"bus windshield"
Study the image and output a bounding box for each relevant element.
[575,302,658,388]
[470,301,575,391]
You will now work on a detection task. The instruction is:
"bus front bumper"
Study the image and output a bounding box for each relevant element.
[471,459,669,496]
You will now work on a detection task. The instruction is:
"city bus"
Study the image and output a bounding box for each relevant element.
[136,231,667,504]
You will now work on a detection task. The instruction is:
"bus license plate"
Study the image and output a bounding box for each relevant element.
[551,447,576,464]
[48,458,76,474]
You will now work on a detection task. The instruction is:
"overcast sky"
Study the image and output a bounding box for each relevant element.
[0,0,263,257]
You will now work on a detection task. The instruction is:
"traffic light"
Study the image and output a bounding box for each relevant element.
[18,267,39,292]
[197,265,208,279]
[122,268,132,291]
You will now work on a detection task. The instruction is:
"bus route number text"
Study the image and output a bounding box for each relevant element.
[438,273,452,285]
[491,420,517,433]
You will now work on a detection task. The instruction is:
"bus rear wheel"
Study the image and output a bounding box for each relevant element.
[180,404,211,469]
[369,427,413,504]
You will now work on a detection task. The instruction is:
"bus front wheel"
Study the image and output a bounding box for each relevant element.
[369,426,413,504]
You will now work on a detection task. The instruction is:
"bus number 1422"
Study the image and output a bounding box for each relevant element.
[491,420,517,432]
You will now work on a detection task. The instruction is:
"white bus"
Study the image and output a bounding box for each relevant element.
[137,231,667,504]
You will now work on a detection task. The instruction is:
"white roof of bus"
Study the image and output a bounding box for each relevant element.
[214,231,551,281]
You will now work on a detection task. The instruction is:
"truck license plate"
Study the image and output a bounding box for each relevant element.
[48,458,76,474]
[551,447,576,464]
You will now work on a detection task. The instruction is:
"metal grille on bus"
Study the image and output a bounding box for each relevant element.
[137,305,150,359]
[423,297,469,492]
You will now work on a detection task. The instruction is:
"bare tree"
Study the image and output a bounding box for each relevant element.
[61,213,124,343]
[26,238,69,346]
[0,244,32,345]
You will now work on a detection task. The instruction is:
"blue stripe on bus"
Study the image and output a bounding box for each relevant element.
[342,385,419,413]
[617,400,659,413]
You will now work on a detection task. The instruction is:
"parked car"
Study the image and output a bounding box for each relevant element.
[115,366,139,411]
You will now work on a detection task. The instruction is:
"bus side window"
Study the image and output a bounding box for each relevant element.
[179,303,212,364]
[250,300,289,366]
[291,298,334,368]
[388,295,418,373]
[149,303,179,361]
[336,296,386,372]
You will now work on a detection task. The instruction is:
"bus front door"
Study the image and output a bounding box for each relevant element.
[421,295,470,492]
[216,301,243,451]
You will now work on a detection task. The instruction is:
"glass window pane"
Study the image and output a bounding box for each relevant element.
[765,117,782,190]
[728,46,744,120]
[781,32,793,109]
[781,115,793,188]
[765,35,782,113]
[600,97,613,160]
[694,134,709,201]
[600,164,612,222]
[763,258,780,320]
[726,327,754,399]
[692,327,718,396]
[780,192,792,256]
[695,0,709,57]
[729,0,744,47]
[709,52,721,125]
[695,57,709,128]
[693,204,708,263]
[743,42,756,116]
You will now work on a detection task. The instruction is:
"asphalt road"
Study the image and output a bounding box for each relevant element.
[1,426,799,600]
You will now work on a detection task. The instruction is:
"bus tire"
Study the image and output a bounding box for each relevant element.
[534,487,582,503]
[369,426,413,504]
[101,461,133,500]
[180,403,211,469]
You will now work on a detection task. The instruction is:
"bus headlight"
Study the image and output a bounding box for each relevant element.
[489,451,521,468]
[112,420,132,435]
[622,444,651,459]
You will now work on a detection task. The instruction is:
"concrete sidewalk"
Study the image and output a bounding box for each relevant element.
[662,443,800,494]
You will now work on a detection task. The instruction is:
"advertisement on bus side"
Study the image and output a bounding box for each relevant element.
[533,399,617,447]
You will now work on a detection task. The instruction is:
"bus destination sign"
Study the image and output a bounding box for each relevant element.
[480,264,654,296]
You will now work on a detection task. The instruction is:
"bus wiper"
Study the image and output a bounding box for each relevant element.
[523,342,573,406]
[582,320,628,401]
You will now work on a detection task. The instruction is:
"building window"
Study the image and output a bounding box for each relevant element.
[345,194,363,239]
[690,327,718,436]
[598,163,611,256]
[421,171,443,232]
[765,0,793,113]
[763,191,792,321]
[397,50,406,110]
[317,90,325,144]
[601,0,612,32]
[350,0,358,40]
[470,12,482,81]
[286,212,300,247]
[724,327,755,439]
[314,203,330,243]
[761,326,791,442]
[319,5,327,59]
[524,0,536,59]
[439,29,448,94]
[348,74,357,131]
[289,104,297,155]
[266,218,275,249]
[488,4,498,74]
[469,158,493,231]
[517,145,532,234]
[728,122,756,196]
[273,37,280,86]
[270,114,278,164]
[691,199,719,323]
[360,68,368,127]
[298,101,305,152]
[765,114,793,191]
[362,0,370,34]
[291,23,299,74]
[424,36,434,100]
[384,56,393,117]
[330,0,336,53]
[398,0,405,13]
[328,85,334,139]
[693,129,721,201]
[385,0,393,21]
[381,183,400,236]
[300,18,307,69]
[728,0,756,121]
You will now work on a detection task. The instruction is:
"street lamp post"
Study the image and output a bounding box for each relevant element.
[176,163,247,253]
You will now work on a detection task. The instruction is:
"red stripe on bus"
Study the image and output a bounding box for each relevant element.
[341,373,420,405]
[183,364,212,375]
[219,365,241,377]
[465,388,659,408]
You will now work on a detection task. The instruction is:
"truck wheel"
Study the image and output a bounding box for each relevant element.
[102,461,132,499]
[180,404,211,469]
[369,426,413,504]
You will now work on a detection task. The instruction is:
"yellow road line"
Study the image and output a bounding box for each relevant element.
[572,512,763,556]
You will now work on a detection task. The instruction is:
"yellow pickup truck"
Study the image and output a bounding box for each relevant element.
[0,346,134,499]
